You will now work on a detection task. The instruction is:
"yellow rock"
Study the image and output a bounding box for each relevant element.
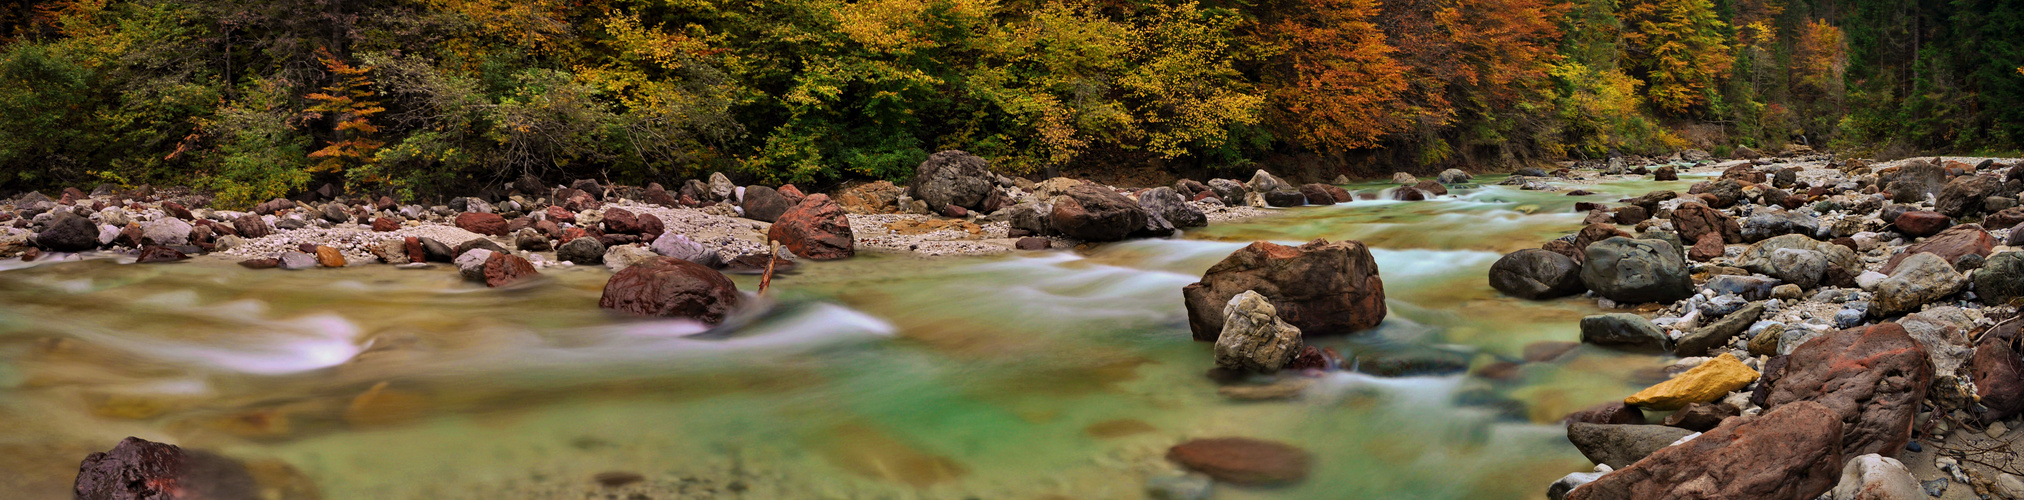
[1625,353,1758,410]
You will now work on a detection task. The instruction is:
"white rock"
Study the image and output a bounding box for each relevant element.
[455,249,494,282]
[1547,464,1612,500]
[1855,271,1889,290]
[140,218,192,246]
[1214,291,1303,372]
[1830,454,1923,500]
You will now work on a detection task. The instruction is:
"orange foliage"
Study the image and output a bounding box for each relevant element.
[1378,0,1564,156]
[304,49,385,177]
[1260,0,1410,151]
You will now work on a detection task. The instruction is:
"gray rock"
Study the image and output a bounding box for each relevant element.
[603,245,658,271]
[1937,174,2002,218]
[1898,307,1978,408]
[707,172,736,202]
[1137,187,1207,228]
[1873,252,1967,317]
[1438,168,1473,184]
[1741,211,1821,242]
[1008,202,1052,235]
[1972,252,2024,305]
[740,185,792,222]
[454,249,493,281]
[140,218,192,246]
[34,211,98,251]
[1580,237,1694,304]
[1829,454,1924,500]
[1214,291,1303,372]
[1736,234,1863,289]
[278,251,318,270]
[1247,170,1292,193]
[557,237,605,265]
[1697,293,1749,318]
[514,228,551,252]
[1705,275,1781,300]
[1206,179,1246,200]
[1489,249,1586,300]
[909,151,995,211]
[651,232,718,267]
[1581,313,1672,353]
[1565,423,1695,469]
[1146,472,1213,500]
[1548,465,1613,500]
[1677,302,1765,356]
[1262,189,1307,207]
[1834,308,1866,330]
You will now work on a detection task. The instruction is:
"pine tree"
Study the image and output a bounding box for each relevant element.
[1619,0,1734,114]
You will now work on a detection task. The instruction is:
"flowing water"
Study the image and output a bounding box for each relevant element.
[1,174,1711,499]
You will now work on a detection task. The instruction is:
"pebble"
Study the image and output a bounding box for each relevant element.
[1145,472,1213,500]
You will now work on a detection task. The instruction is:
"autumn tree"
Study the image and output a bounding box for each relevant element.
[1377,0,1566,164]
[1256,0,1409,152]
[1619,0,1733,115]
[303,49,386,187]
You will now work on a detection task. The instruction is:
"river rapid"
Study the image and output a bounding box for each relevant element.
[0,174,1713,499]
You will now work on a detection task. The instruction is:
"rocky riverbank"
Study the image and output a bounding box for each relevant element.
[1474,149,2024,499]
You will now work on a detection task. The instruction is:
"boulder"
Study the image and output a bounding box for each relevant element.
[1049,184,1150,242]
[1015,237,1050,250]
[482,252,538,287]
[1653,166,1678,181]
[910,150,996,211]
[314,245,346,267]
[1829,454,1924,500]
[769,194,855,260]
[1740,211,1821,242]
[1580,237,1694,304]
[1566,423,1695,469]
[1214,291,1304,373]
[1973,322,2024,419]
[73,437,259,500]
[454,249,493,281]
[233,214,270,239]
[1936,174,2002,217]
[1391,172,1417,184]
[1488,249,1586,299]
[1759,323,1931,457]
[1438,168,1472,184]
[651,233,718,267]
[1736,234,1863,289]
[1704,275,1782,300]
[141,218,192,246]
[1872,253,1966,317]
[1205,179,1246,201]
[514,228,551,251]
[707,172,736,202]
[454,212,508,236]
[557,236,606,265]
[1262,189,1307,207]
[602,208,644,234]
[1565,401,1845,500]
[836,181,904,214]
[34,211,98,251]
[1675,302,1764,357]
[1297,183,1337,205]
[1182,239,1386,340]
[1248,170,1293,193]
[1670,203,1742,245]
[1166,438,1311,485]
[1137,187,1207,228]
[1880,225,1993,274]
[1662,402,1740,432]
[1891,211,1950,237]
[1880,160,1946,202]
[1688,232,1724,261]
[278,251,317,270]
[599,256,743,324]
[1972,252,2024,305]
[1579,313,1672,354]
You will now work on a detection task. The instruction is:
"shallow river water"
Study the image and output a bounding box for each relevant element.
[1,174,1712,499]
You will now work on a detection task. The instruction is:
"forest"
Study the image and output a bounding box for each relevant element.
[0,0,2017,207]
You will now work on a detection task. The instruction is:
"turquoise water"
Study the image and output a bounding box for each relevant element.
[0,178,1692,499]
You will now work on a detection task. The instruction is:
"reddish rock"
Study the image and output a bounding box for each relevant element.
[1613,206,1649,225]
[562,227,589,243]
[1758,323,1931,457]
[1567,190,1595,196]
[1663,402,1741,432]
[114,223,145,247]
[1566,401,1844,500]
[1049,184,1151,241]
[161,201,193,220]
[1285,346,1342,371]
[1583,210,1615,225]
[1191,191,1219,202]
[1166,438,1312,485]
[603,208,642,234]
[375,195,395,211]
[238,258,279,269]
[942,204,969,218]
[1391,187,1426,201]
[545,206,576,224]
[1015,237,1050,250]
[482,252,539,287]
[778,184,807,204]
[73,437,259,500]
[231,215,268,239]
[1322,185,1352,204]
[1689,232,1725,261]
[1653,166,1679,181]
[1893,210,1951,237]
[1543,239,1584,263]
[371,217,401,232]
[1973,320,2024,419]
[314,246,347,267]
[1413,180,1448,196]
[644,183,680,207]
[598,256,743,324]
[534,219,564,239]
[768,194,856,260]
[1564,401,1644,425]
[1298,184,1337,204]
[1985,206,2024,230]
[454,212,509,236]
[1181,239,1386,340]
[1573,223,1630,252]
[1880,224,1994,274]
[1671,203,1742,244]
[404,237,425,263]
[636,213,665,237]
[136,245,188,263]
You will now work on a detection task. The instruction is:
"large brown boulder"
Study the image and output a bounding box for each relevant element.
[233,214,270,239]
[1670,203,1741,245]
[1974,319,2024,420]
[1182,239,1386,341]
[454,212,508,236]
[482,252,539,287]
[1566,401,1845,500]
[1488,248,1585,299]
[910,150,997,211]
[1936,174,2002,218]
[598,256,743,325]
[1880,224,1994,274]
[74,437,259,500]
[1049,184,1149,241]
[768,194,855,260]
[1758,323,1931,457]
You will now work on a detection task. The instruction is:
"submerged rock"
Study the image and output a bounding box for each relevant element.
[1182,239,1386,340]
[1166,437,1312,485]
[73,437,259,500]
[1490,249,1586,299]
[598,256,743,325]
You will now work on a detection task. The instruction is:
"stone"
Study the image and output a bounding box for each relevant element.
[1296,183,1336,205]
[313,246,345,267]
[1662,402,1740,432]
[1573,223,1633,253]
[1146,472,1213,500]
[1566,423,1695,469]
[232,214,270,239]
[1882,225,1994,274]
[651,233,718,267]
[1625,353,1759,410]
[1489,249,1586,300]
[1772,284,1802,300]
[910,150,996,211]
[1048,184,1151,241]
[135,245,188,263]
[1741,210,1821,242]
[1166,438,1312,485]
[1670,203,1742,245]
[455,237,509,257]
[1758,322,1931,457]
[1974,252,2024,305]
[478,252,536,287]
[1565,401,1845,500]
[1974,323,2024,419]
[454,212,508,236]
[557,236,605,265]
[141,218,192,246]
[1138,187,1207,228]
[1881,161,1946,202]
[73,437,259,500]
[1872,253,1967,317]
[1015,237,1049,250]
[371,217,400,232]
[1687,232,1724,261]
[514,228,551,252]
[34,211,97,251]
[1676,302,1764,357]
[278,251,317,270]
[740,185,793,223]
[420,237,455,262]
[1613,205,1649,225]
[1391,172,1417,184]
[1987,207,2024,230]
[1215,291,1304,373]
[1438,168,1472,184]
[238,258,278,269]
[1565,402,1645,425]
[1936,174,2003,217]
[707,172,736,202]
[455,249,493,281]
[769,194,855,260]
[1829,454,1924,500]
[1892,211,1950,237]
[602,245,657,271]
[1653,166,1678,181]
[1580,237,1694,304]
[1737,234,1864,289]
[1549,465,1613,500]
[599,256,743,324]
[1182,239,1386,340]
[1580,313,1672,354]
